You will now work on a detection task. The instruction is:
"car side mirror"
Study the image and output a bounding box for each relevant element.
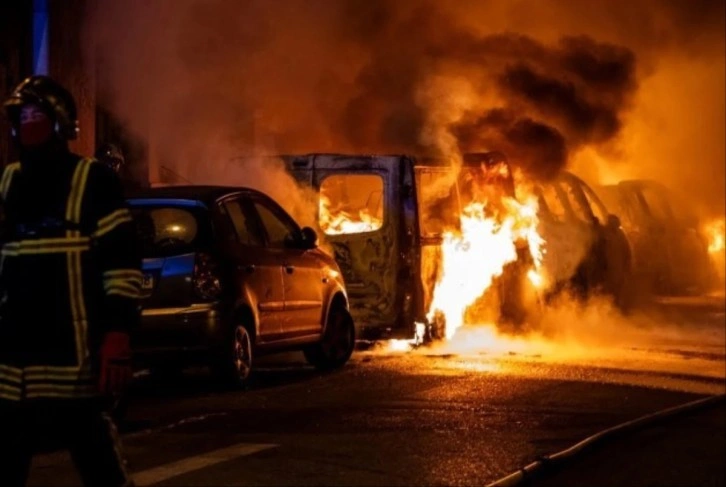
[300,226,318,249]
[607,214,621,230]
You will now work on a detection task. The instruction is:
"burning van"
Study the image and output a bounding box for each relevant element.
[280,152,543,342]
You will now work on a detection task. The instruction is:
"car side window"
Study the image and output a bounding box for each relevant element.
[539,183,567,222]
[560,179,592,223]
[253,200,298,248]
[223,199,265,247]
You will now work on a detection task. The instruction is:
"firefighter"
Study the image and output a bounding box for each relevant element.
[0,75,141,486]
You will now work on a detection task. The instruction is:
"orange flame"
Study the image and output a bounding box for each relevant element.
[705,218,725,254]
[319,195,383,235]
[426,193,545,339]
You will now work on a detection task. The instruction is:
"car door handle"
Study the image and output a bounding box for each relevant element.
[284,265,294,274]
[239,264,255,274]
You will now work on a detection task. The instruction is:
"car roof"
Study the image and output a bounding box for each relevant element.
[126,185,260,206]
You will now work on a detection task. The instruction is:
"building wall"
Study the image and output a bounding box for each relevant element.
[48,0,96,158]
[0,3,33,167]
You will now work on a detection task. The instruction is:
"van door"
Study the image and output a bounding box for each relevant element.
[311,155,403,339]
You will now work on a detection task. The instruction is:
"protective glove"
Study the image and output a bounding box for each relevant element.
[99,331,133,396]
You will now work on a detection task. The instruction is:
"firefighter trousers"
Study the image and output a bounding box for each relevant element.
[0,398,133,487]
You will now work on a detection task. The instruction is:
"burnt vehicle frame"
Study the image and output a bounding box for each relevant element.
[533,172,632,305]
[278,152,538,342]
[595,179,715,295]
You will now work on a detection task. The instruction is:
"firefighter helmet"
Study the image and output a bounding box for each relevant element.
[95,143,125,173]
[3,75,79,140]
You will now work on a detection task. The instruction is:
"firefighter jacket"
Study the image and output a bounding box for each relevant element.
[0,153,142,401]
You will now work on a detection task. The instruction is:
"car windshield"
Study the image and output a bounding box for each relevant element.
[128,203,212,257]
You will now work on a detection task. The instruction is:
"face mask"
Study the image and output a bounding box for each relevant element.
[18,118,54,147]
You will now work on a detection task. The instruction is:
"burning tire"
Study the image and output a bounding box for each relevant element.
[304,304,355,370]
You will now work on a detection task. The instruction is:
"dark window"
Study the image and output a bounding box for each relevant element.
[223,199,264,247]
[253,200,298,248]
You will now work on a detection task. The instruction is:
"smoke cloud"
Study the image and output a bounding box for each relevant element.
[84,0,724,215]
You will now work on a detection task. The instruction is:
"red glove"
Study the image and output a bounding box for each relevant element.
[99,331,133,396]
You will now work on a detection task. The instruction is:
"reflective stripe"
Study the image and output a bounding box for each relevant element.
[24,366,93,381]
[0,162,20,200]
[25,383,97,399]
[104,279,142,293]
[108,288,142,299]
[66,158,94,366]
[0,364,22,382]
[0,384,22,401]
[1,236,91,256]
[93,208,133,238]
[104,269,144,280]
[103,270,143,299]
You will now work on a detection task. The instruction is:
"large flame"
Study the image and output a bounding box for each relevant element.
[705,218,725,254]
[319,195,383,235]
[426,193,545,339]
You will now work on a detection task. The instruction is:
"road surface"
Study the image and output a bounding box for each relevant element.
[26,296,726,486]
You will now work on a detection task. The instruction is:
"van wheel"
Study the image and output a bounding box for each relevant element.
[304,305,355,371]
[212,323,254,388]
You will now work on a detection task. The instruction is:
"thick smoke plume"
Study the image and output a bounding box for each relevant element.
[85,0,645,185]
[84,0,724,216]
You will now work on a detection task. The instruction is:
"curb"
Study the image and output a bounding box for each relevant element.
[486,393,726,487]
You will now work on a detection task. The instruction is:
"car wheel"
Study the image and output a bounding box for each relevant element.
[212,323,254,388]
[304,304,355,371]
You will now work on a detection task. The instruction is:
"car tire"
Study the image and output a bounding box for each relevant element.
[304,304,355,371]
[211,322,254,389]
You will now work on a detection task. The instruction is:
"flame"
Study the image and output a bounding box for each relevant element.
[705,218,725,254]
[319,195,383,235]
[426,193,545,340]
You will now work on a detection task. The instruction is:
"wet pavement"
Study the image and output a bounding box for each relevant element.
[25,296,726,486]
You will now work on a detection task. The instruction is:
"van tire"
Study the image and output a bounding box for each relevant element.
[304,304,355,371]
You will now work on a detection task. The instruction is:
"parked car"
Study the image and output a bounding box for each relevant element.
[594,179,714,295]
[533,172,632,306]
[126,185,355,386]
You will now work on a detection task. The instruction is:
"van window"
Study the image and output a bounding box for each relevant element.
[319,174,384,235]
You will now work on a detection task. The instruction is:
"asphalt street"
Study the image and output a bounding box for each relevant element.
[26,296,726,487]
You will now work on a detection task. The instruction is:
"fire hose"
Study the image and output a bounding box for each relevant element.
[486,392,726,487]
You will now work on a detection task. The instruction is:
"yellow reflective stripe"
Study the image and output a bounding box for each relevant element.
[93,209,133,238]
[65,158,94,366]
[0,386,22,401]
[24,365,87,373]
[25,384,97,399]
[107,288,142,299]
[71,158,93,225]
[0,162,20,200]
[104,278,142,292]
[1,242,90,256]
[104,269,144,280]
[0,364,22,381]
[24,367,93,381]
